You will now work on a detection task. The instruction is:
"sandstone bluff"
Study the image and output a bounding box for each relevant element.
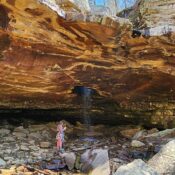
[0,0,175,128]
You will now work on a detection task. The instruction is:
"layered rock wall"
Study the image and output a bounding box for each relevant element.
[131,0,175,35]
[89,0,118,16]
[0,0,175,128]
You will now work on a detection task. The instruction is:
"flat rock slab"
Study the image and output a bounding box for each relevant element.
[114,159,159,175]
[148,140,175,175]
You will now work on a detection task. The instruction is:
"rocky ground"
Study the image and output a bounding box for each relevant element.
[0,119,175,175]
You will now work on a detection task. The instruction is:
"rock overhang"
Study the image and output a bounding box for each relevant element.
[0,0,175,128]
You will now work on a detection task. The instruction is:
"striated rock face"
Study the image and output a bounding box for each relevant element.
[89,0,118,17]
[0,0,175,127]
[131,0,175,35]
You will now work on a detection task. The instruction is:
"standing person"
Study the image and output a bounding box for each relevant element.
[57,121,66,152]
[56,131,62,153]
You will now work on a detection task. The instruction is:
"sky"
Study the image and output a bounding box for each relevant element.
[95,0,136,10]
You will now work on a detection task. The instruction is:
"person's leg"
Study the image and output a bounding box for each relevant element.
[60,133,64,152]
[58,137,63,153]
[56,140,60,152]
[57,138,62,152]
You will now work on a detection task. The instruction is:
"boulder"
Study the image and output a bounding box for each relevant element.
[132,130,147,140]
[28,132,41,139]
[0,129,10,136]
[29,125,46,132]
[39,142,51,148]
[148,140,175,175]
[0,158,6,167]
[4,136,15,142]
[14,126,29,134]
[12,132,27,138]
[81,149,110,175]
[61,152,76,171]
[20,145,30,151]
[131,140,145,148]
[120,128,142,139]
[114,159,159,175]
[145,128,175,138]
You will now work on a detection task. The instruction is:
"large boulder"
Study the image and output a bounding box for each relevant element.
[0,158,6,167]
[81,149,110,175]
[61,152,76,171]
[114,159,159,175]
[148,140,175,175]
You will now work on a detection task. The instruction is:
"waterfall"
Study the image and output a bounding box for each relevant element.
[82,87,92,129]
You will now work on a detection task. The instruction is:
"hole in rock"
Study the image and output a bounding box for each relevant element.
[132,30,142,38]
[72,86,96,96]
[0,5,9,29]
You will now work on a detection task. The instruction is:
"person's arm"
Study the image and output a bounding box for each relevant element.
[63,125,67,131]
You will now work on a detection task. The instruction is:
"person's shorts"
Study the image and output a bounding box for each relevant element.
[60,133,64,142]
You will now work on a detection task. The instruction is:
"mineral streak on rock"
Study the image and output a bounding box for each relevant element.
[0,0,175,127]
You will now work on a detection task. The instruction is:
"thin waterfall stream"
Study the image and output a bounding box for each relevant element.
[82,86,92,130]
[73,86,97,141]
[80,86,98,142]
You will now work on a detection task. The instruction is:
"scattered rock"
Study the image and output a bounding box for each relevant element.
[12,132,27,138]
[110,158,126,174]
[14,126,29,134]
[84,131,103,137]
[4,136,15,142]
[75,154,81,170]
[20,145,30,151]
[28,132,41,139]
[81,149,110,175]
[40,142,51,148]
[114,159,159,175]
[29,125,45,132]
[4,157,14,161]
[29,145,39,151]
[145,128,175,138]
[131,140,145,148]
[120,127,141,139]
[132,130,147,140]
[111,136,116,143]
[147,128,159,135]
[148,140,175,175]
[0,129,10,136]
